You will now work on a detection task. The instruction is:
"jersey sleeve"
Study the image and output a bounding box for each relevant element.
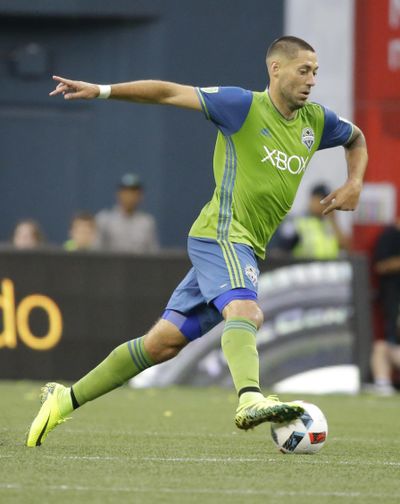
[318,106,354,150]
[195,86,253,136]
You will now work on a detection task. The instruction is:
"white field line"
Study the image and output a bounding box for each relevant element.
[61,430,400,445]
[1,453,398,467]
[47,455,400,467]
[63,429,241,438]
[0,483,399,499]
[6,427,400,445]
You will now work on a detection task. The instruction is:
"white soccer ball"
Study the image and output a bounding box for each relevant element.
[270,401,328,454]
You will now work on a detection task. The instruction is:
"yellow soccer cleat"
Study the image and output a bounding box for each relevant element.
[25,382,70,447]
[235,395,304,431]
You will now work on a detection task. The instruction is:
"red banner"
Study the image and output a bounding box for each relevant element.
[355,0,400,190]
[354,1,400,341]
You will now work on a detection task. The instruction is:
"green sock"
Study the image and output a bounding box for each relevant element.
[221,317,262,402]
[59,336,154,415]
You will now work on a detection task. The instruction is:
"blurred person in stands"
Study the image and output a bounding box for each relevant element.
[12,219,45,249]
[274,183,351,259]
[370,219,400,395]
[64,212,98,252]
[96,173,159,253]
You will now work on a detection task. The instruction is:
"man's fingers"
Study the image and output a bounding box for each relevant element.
[320,191,336,205]
[322,197,338,215]
[320,182,361,214]
[51,76,81,94]
[322,204,337,215]
[64,91,83,100]
[320,190,336,213]
[52,75,76,87]
[49,84,72,96]
[50,76,99,100]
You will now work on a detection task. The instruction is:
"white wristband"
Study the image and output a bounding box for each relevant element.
[97,84,111,99]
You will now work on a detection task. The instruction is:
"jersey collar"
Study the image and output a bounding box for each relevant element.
[265,88,299,123]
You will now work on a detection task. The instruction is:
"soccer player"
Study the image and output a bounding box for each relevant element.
[26,36,368,447]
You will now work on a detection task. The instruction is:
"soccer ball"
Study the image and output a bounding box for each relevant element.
[270,401,328,454]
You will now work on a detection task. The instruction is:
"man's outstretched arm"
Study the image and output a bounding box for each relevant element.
[321,125,368,215]
[49,76,202,111]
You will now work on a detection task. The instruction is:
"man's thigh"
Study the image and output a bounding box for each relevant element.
[187,237,259,304]
[163,266,222,341]
[163,238,260,340]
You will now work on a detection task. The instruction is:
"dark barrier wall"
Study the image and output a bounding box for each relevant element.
[0,251,373,382]
[0,250,191,380]
[0,0,283,247]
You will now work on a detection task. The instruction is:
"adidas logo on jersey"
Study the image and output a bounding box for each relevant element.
[260,128,272,137]
[261,146,309,175]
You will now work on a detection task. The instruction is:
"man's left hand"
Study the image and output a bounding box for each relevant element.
[320,179,362,215]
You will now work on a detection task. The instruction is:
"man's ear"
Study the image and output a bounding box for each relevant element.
[268,60,280,77]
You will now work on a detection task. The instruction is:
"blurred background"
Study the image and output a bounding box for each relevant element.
[1,0,399,395]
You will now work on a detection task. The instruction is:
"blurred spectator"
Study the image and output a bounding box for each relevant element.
[272,183,350,259]
[12,219,45,249]
[96,173,159,253]
[64,212,98,251]
[369,219,400,395]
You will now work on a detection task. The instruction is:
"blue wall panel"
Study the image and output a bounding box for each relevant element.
[0,1,283,246]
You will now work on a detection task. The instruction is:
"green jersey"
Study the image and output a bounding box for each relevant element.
[189,87,353,259]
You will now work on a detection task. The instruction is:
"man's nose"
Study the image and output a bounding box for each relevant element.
[307,74,316,87]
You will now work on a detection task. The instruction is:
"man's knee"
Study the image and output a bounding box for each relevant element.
[222,300,264,329]
[144,319,188,363]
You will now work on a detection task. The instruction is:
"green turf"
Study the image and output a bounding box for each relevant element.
[0,381,399,504]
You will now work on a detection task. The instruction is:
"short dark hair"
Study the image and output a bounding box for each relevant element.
[267,36,315,61]
[310,183,330,199]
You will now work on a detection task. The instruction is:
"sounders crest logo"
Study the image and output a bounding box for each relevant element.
[301,127,315,151]
[245,265,258,287]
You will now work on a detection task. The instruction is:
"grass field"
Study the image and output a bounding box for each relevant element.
[0,382,399,504]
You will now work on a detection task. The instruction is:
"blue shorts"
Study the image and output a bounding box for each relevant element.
[163,237,260,340]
